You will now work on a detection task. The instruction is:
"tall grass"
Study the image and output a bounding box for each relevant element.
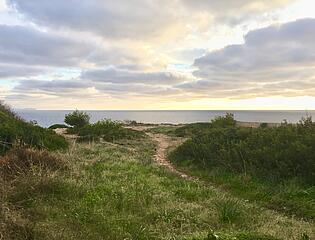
[0,102,68,155]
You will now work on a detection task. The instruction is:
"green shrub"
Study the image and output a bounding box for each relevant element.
[174,122,213,137]
[259,123,268,128]
[64,110,90,129]
[211,113,236,128]
[48,124,69,129]
[174,114,236,137]
[170,116,315,184]
[0,103,68,155]
[77,119,144,142]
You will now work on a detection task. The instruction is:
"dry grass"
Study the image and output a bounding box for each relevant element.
[0,148,66,180]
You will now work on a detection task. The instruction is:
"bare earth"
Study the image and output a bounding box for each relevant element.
[146,132,195,180]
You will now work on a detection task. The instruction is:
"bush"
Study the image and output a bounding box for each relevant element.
[64,110,90,129]
[211,113,236,128]
[170,116,315,184]
[174,114,236,137]
[0,103,68,155]
[48,124,69,130]
[77,119,144,142]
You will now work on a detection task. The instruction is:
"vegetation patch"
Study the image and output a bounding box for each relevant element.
[77,119,145,142]
[0,148,66,179]
[169,114,315,219]
[48,124,69,130]
[0,102,68,155]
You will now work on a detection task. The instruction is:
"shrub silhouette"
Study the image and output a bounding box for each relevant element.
[65,110,90,129]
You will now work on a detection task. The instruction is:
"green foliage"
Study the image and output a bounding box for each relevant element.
[175,114,236,137]
[48,124,69,129]
[301,233,311,240]
[1,136,312,239]
[77,119,144,142]
[215,198,244,224]
[175,122,213,137]
[64,110,90,128]
[259,123,268,128]
[170,116,315,184]
[211,113,236,128]
[0,103,68,155]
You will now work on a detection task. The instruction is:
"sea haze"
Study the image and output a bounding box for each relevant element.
[15,110,315,128]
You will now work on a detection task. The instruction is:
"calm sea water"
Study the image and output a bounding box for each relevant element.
[15,110,315,128]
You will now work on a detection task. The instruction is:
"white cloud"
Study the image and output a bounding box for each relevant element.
[81,67,189,85]
[185,18,315,98]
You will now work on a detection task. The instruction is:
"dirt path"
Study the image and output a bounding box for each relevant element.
[127,125,196,180]
[146,132,195,180]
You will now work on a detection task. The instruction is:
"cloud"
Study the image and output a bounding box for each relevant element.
[0,64,47,78]
[6,0,297,41]
[12,66,188,98]
[81,67,188,85]
[14,80,90,93]
[187,18,315,98]
[10,18,315,103]
[6,0,179,39]
[0,24,142,77]
[0,24,94,67]
[181,0,296,24]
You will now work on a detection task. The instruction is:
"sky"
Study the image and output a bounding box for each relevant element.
[1,0,315,110]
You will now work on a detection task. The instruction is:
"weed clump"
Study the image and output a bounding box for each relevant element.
[0,148,66,179]
[215,198,244,224]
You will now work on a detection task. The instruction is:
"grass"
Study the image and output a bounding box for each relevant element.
[148,125,180,136]
[168,115,315,221]
[1,135,314,240]
[168,160,315,221]
[215,198,244,224]
[0,102,68,154]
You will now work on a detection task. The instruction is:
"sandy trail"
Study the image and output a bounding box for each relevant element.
[146,132,195,180]
[127,125,194,180]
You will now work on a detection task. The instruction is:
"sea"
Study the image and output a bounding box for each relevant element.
[15,110,315,128]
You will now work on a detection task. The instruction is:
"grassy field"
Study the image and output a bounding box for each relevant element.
[1,133,314,240]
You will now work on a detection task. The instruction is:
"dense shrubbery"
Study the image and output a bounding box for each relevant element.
[63,111,144,142]
[0,102,68,155]
[77,119,144,142]
[48,124,69,129]
[174,113,236,137]
[65,110,90,129]
[170,115,315,184]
